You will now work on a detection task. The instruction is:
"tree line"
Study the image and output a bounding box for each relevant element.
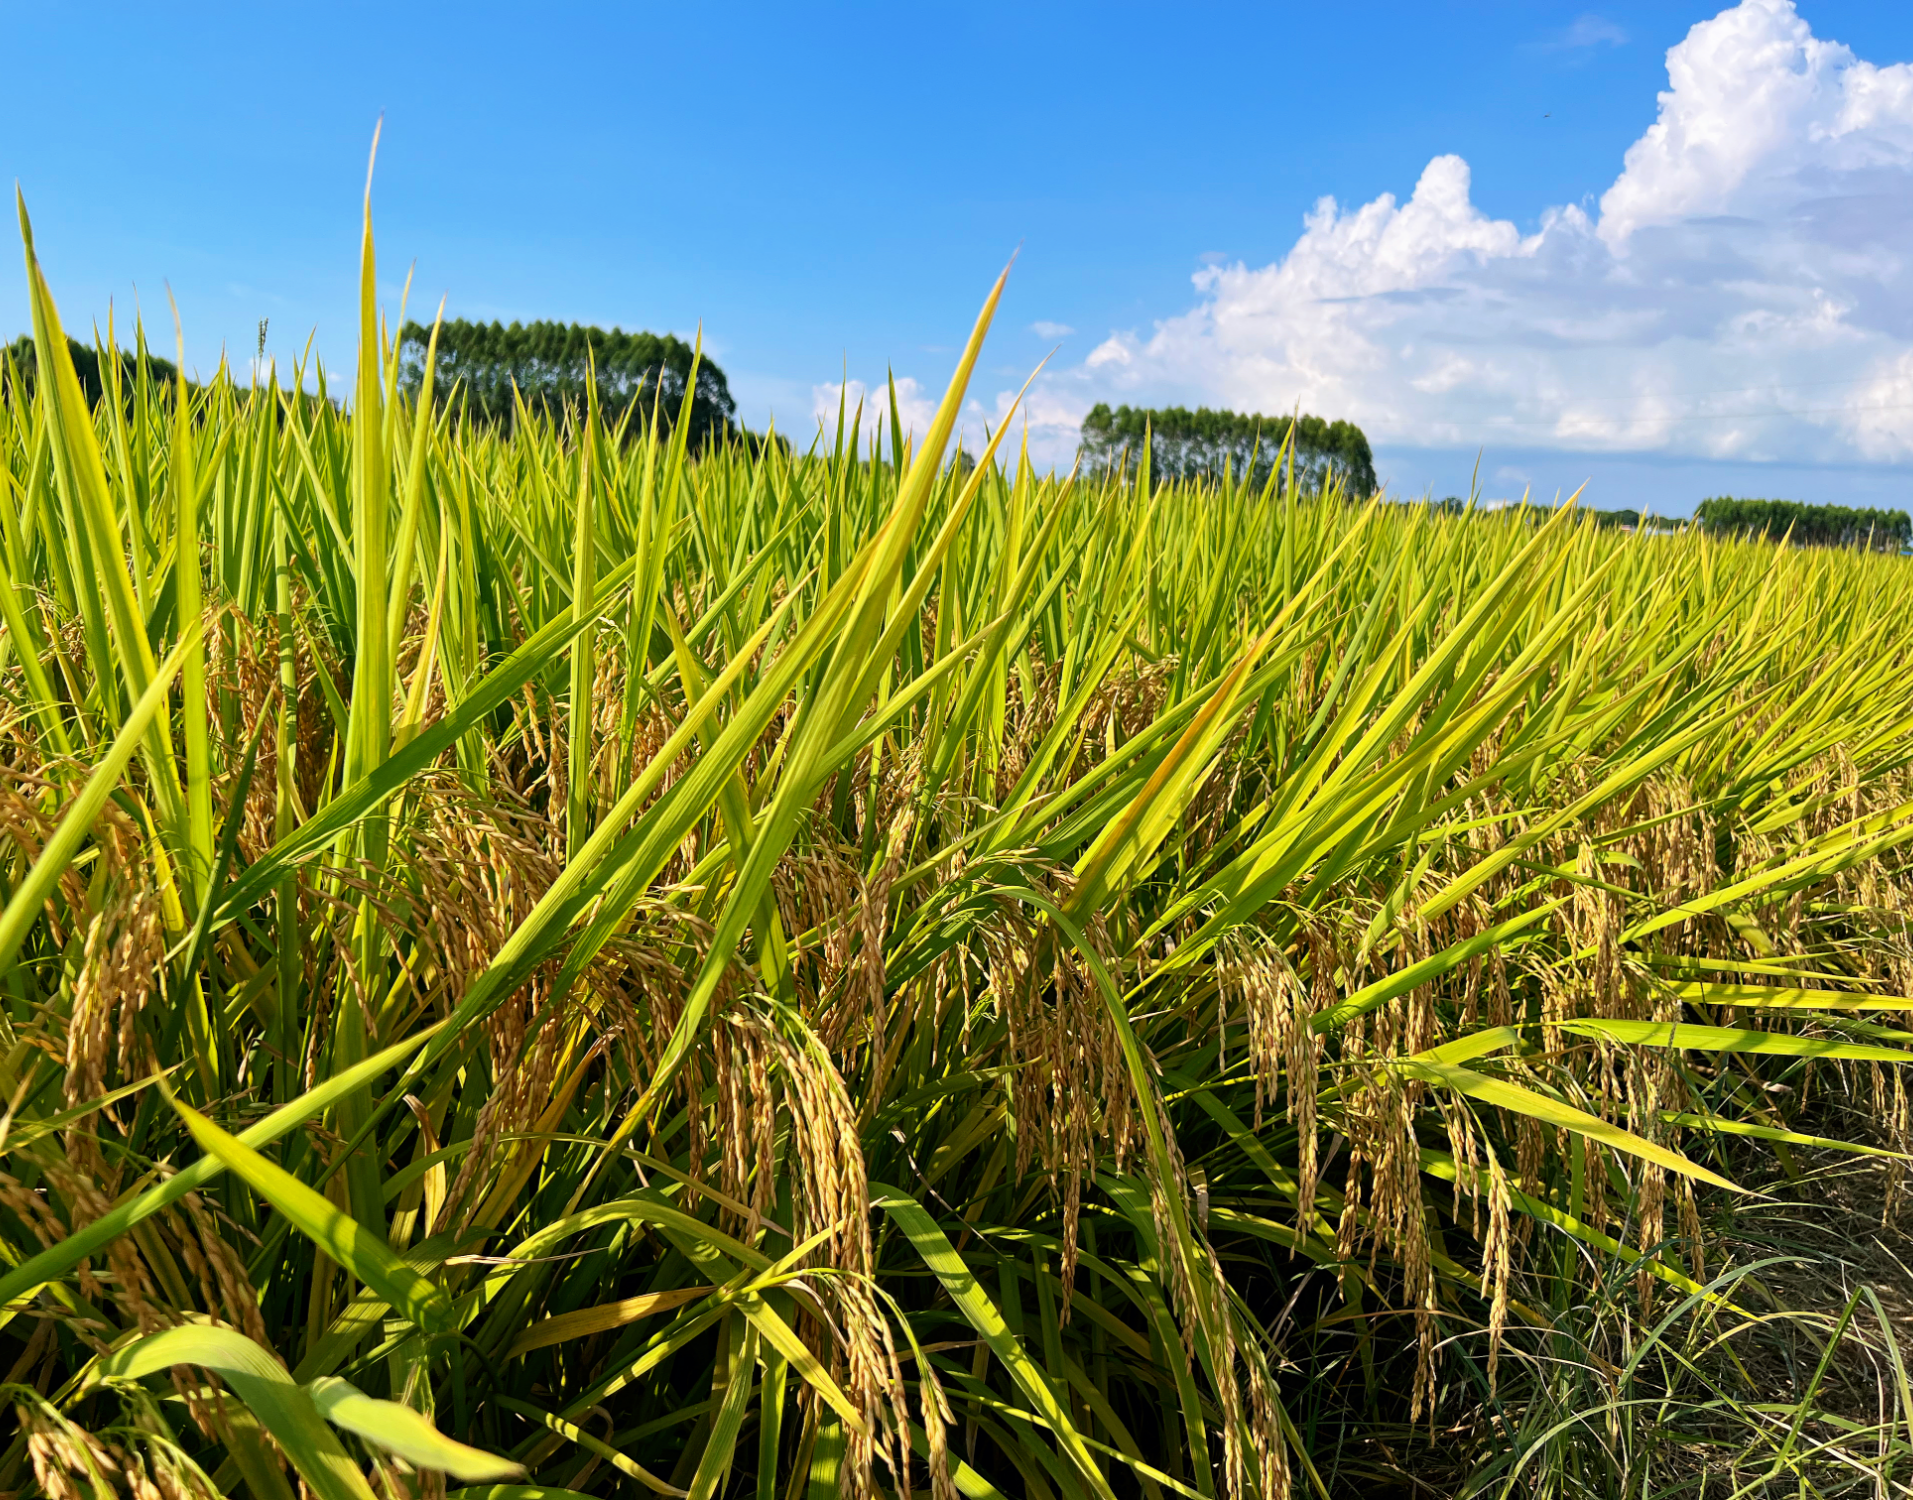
[1078,402,1378,496]
[2,334,180,405]
[398,319,738,448]
[1695,496,1910,550]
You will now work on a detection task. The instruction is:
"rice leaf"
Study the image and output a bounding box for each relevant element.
[307,1376,522,1480]
[1394,1058,1742,1192]
[97,1324,377,1500]
[166,1091,454,1333]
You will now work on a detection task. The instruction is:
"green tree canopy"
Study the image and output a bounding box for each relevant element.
[1078,402,1377,496]
[3,334,179,405]
[399,319,737,447]
[1695,496,1910,551]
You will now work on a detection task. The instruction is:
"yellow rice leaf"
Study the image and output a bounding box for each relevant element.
[505,1286,714,1361]
[1394,1059,1741,1193]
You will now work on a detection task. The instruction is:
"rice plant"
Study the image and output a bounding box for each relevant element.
[4,174,1913,1499]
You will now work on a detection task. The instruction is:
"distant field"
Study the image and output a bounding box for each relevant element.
[6,199,1913,1500]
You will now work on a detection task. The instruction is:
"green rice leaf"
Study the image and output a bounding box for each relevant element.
[874,1182,1118,1500]
[167,1092,454,1334]
[97,1325,376,1500]
[0,1027,438,1311]
[307,1377,522,1480]
[0,623,198,975]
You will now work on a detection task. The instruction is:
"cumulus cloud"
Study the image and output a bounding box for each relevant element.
[1047,0,1913,470]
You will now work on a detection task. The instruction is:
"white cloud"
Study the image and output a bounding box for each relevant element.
[811,371,1085,471]
[1040,0,1913,470]
[1031,320,1075,340]
[811,376,939,449]
[971,381,1095,470]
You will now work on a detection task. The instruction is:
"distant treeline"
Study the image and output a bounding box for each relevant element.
[2,334,179,405]
[1584,508,1648,529]
[1430,498,1657,529]
[399,320,738,448]
[1078,403,1377,497]
[1423,495,1911,547]
[1696,496,1910,550]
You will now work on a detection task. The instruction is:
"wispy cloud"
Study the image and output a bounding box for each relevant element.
[1551,13,1629,51]
[1031,320,1075,339]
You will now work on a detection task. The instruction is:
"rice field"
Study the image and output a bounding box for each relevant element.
[6,186,1913,1500]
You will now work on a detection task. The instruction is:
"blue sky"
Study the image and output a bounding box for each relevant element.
[7,1,1913,513]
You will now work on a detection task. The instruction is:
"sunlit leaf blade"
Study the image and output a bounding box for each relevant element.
[875,1183,1118,1500]
[1394,1058,1742,1192]
[308,1377,522,1480]
[0,625,197,974]
[97,1325,377,1500]
[167,1092,454,1333]
[1561,1017,1913,1063]
[0,1029,439,1310]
